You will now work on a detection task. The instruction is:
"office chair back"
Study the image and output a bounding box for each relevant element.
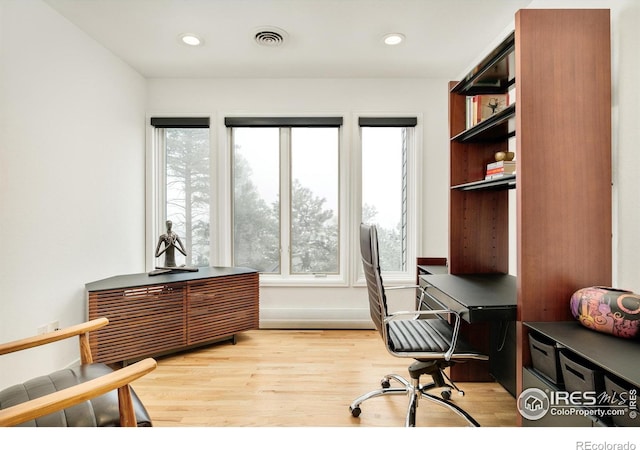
[360,223,387,336]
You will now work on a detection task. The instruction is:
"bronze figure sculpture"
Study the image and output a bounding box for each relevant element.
[150,220,198,276]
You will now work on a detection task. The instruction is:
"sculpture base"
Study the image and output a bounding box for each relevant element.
[149,266,199,276]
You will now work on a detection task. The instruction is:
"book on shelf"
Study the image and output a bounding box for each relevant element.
[485,160,515,179]
[485,172,516,180]
[466,94,509,128]
[486,167,516,177]
[487,160,516,170]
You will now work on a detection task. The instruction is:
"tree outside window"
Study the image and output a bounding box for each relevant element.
[231,126,339,275]
[164,128,210,267]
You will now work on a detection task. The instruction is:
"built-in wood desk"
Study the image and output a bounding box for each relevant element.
[419,273,517,395]
[86,267,259,364]
[419,273,516,323]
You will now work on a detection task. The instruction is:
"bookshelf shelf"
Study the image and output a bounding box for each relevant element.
[451,103,515,143]
[451,174,515,191]
[451,32,515,96]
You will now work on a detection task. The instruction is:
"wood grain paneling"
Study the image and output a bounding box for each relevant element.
[89,284,186,363]
[88,271,259,364]
[187,273,259,344]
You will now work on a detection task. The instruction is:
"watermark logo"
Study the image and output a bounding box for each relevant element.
[628,388,638,419]
[518,386,639,421]
[517,387,550,420]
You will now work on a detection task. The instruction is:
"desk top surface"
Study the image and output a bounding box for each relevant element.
[86,266,257,291]
[421,273,516,309]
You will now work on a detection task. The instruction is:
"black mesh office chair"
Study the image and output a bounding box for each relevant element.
[349,223,488,427]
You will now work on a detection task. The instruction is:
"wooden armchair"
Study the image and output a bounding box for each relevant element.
[0,317,156,427]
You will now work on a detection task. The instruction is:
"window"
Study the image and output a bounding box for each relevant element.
[150,117,211,267]
[148,115,417,283]
[359,117,417,273]
[226,117,342,277]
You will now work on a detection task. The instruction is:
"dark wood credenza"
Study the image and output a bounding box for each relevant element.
[86,267,259,364]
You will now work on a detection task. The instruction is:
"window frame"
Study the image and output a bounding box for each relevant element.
[353,114,421,286]
[226,117,348,286]
[146,115,215,272]
[146,113,422,287]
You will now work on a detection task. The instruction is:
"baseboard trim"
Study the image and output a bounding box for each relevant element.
[260,319,374,329]
[259,307,374,329]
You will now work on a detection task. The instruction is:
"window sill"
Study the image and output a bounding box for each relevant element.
[258,274,349,288]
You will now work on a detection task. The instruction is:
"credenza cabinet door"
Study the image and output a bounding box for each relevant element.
[187,273,259,345]
[88,283,186,364]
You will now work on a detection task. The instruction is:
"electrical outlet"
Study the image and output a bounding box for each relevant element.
[47,320,59,332]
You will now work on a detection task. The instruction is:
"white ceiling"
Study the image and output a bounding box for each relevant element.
[44,0,533,79]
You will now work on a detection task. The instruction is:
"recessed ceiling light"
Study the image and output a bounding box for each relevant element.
[382,33,405,46]
[179,33,203,46]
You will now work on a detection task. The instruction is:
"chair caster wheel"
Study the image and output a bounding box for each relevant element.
[381,378,391,389]
[350,406,361,417]
[441,389,451,400]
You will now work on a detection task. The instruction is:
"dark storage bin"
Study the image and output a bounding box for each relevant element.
[559,350,604,395]
[604,375,640,427]
[529,332,562,385]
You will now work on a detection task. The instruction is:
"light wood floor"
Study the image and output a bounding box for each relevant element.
[131,329,518,427]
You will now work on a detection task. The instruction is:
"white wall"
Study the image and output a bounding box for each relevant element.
[146,77,451,327]
[608,0,640,293]
[0,0,147,386]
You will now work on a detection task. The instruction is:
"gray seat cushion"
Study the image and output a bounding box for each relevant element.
[388,318,483,359]
[0,363,152,427]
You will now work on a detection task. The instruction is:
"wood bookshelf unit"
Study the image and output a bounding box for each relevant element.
[448,8,612,416]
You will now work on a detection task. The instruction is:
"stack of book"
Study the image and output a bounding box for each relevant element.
[485,160,516,180]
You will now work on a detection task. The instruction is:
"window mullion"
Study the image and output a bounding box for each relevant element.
[146,127,168,271]
[280,128,292,276]
[156,128,167,246]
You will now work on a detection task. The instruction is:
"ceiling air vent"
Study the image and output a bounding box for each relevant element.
[254,27,288,47]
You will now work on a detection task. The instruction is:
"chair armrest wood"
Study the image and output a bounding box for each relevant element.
[0,318,109,357]
[0,357,157,427]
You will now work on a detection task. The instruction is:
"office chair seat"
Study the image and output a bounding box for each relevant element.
[388,318,483,359]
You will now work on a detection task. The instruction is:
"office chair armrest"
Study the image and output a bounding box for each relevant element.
[385,284,421,291]
[386,309,458,319]
[0,357,157,427]
[385,307,462,361]
[386,284,451,312]
[418,286,462,360]
[384,284,426,312]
